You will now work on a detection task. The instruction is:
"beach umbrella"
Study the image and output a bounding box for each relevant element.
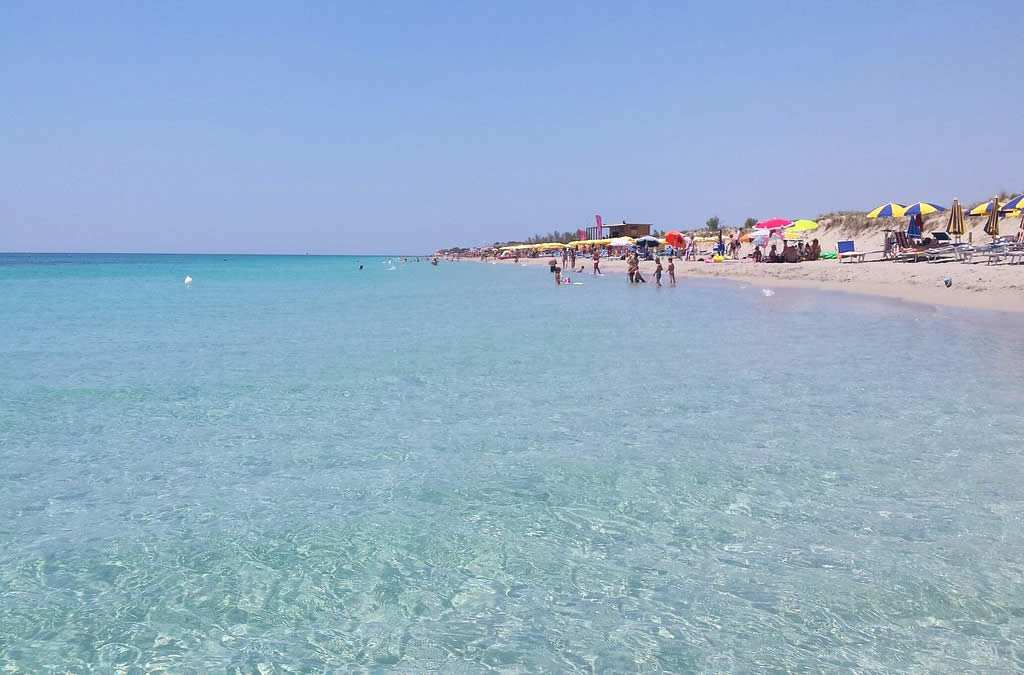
[664,231,684,247]
[608,237,634,247]
[907,213,923,238]
[1000,194,1024,212]
[866,202,907,218]
[946,198,966,242]
[786,219,820,232]
[903,202,947,216]
[635,235,660,247]
[983,197,1000,240]
[755,218,791,230]
[746,230,769,245]
[967,200,1004,216]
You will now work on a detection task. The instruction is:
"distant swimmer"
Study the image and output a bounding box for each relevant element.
[359,265,363,270]
[431,257,439,266]
[184,275,192,285]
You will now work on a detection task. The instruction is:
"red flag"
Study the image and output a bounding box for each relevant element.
[595,215,603,238]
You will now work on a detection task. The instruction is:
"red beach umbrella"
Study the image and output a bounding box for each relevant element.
[664,231,684,247]
[755,218,792,230]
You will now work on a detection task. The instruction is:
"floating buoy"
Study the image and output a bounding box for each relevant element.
[184,275,192,285]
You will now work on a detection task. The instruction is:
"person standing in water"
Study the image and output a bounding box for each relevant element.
[653,257,663,287]
[554,265,561,285]
[667,257,675,286]
[592,249,601,275]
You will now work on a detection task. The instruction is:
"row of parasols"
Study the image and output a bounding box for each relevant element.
[866,196,1024,241]
[500,196,1024,252]
[500,221,821,253]
[501,235,673,251]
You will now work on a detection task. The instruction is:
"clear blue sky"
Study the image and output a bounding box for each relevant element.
[2,1,1021,254]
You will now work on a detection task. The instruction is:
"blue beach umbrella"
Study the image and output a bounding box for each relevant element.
[983,197,1000,240]
[1000,194,1024,212]
[903,202,947,216]
[907,214,923,238]
[946,198,966,241]
[866,202,907,219]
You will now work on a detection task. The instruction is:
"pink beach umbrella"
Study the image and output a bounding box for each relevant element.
[755,218,792,230]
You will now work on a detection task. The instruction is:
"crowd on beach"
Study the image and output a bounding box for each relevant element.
[493,232,824,266]
[505,233,826,289]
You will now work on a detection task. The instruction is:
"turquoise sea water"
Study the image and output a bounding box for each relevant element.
[2,253,1024,672]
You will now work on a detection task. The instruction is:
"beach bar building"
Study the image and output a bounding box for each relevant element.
[584,221,652,239]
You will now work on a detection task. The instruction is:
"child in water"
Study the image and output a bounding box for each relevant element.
[667,258,675,286]
[554,265,561,285]
[653,258,663,287]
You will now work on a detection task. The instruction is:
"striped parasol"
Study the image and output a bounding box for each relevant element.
[866,202,907,218]
[967,200,1004,216]
[1000,194,1024,212]
[983,197,1000,240]
[946,198,965,241]
[903,202,947,216]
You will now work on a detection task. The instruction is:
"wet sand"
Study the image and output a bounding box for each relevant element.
[493,255,1024,314]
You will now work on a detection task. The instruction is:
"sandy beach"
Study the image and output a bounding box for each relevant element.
[494,250,1024,314]
[472,211,1024,313]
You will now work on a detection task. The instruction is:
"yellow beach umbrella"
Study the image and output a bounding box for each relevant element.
[903,202,947,216]
[983,197,1000,240]
[787,219,820,232]
[967,200,1005,217]
[866,202,907,218]
[946,198,965,242]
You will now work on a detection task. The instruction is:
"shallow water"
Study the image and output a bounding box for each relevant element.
[2,254,1023,672]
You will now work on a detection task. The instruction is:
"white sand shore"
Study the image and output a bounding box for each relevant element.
[492,255,1024,314]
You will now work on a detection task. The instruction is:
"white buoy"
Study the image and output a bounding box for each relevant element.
[184,275,192,285]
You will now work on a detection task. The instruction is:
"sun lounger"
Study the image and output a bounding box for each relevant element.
[836,240,867,263]
[954,244,1003,264]
[925,247,957,263]
[892,231,928,262]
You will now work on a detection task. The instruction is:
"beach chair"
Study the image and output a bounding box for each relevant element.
[892,231,928,262]
[1010,230,1024,250]
[986,245,1010,265]
[925,247,956,263]
[836,240,867,263]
